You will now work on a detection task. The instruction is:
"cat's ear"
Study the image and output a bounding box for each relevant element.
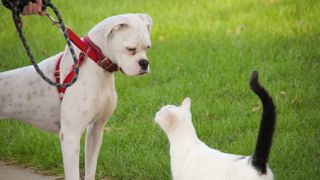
[181,97,191,110]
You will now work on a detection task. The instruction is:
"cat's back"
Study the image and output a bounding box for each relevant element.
[175,144,273,180]
[174,143,238,179]
[202,150,273,180]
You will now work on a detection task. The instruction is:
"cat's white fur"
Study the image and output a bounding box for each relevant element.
[155,97,273,180]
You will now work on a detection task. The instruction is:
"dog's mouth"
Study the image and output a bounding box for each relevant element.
[119,68,149,76]
[120,68,125,74]
[139,69,148,75]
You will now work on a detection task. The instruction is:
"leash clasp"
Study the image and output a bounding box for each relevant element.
[44,11,60,27]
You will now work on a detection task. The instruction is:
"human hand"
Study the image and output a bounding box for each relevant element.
[21,0,45,16]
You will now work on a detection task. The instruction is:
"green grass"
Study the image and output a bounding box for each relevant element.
[1,0,320,179]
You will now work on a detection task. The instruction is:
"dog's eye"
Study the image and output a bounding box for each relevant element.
[147,45,151,49]
[126,47,136,55]
[126,47,136,52]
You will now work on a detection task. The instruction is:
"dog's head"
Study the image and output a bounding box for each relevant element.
[88,14,152,76]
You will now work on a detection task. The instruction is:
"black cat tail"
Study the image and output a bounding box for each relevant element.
[250,71,276,174]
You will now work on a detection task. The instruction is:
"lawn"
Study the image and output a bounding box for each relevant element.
[0,0,319,179]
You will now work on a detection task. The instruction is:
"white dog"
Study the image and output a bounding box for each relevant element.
[0,13,152,180]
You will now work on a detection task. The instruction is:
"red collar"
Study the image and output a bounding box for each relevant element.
[55,28,118,100]
[66,28,118,72]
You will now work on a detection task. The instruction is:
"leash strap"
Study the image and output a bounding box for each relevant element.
[8,0,80,88]
[4,0,118,99]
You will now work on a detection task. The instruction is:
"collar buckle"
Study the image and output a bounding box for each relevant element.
[98,58,116,70]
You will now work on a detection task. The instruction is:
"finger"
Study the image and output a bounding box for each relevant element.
[22,3,31,15]
[38,11,46,16]
[27,4,36,14]
[31,4,39,14]
[36,0,42,7]
[26,2,34,15]
[22,7,28,15]
[22,2,33,15]
[35,0,43,12]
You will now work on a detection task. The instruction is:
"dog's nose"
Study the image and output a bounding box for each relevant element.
[138,59,149,70]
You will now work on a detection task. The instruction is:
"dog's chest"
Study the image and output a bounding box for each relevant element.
[69,61,118,122]
[93,87,117,121]
[91,74,118,122]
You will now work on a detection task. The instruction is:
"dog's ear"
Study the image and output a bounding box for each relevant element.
[107,23,130,39]
[112,23,129,31]
[138,13,152,33]
[181,97,191,110]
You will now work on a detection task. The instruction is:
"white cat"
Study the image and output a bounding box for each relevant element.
[155,71,276,180]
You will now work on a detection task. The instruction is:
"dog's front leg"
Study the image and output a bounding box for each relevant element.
[85,120,106,180]
[60,130,82,180]
[60,108,88,180]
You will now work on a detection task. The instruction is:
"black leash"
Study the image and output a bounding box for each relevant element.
[3,0,79,88]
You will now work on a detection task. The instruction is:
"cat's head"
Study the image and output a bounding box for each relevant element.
[155,97,192,134]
